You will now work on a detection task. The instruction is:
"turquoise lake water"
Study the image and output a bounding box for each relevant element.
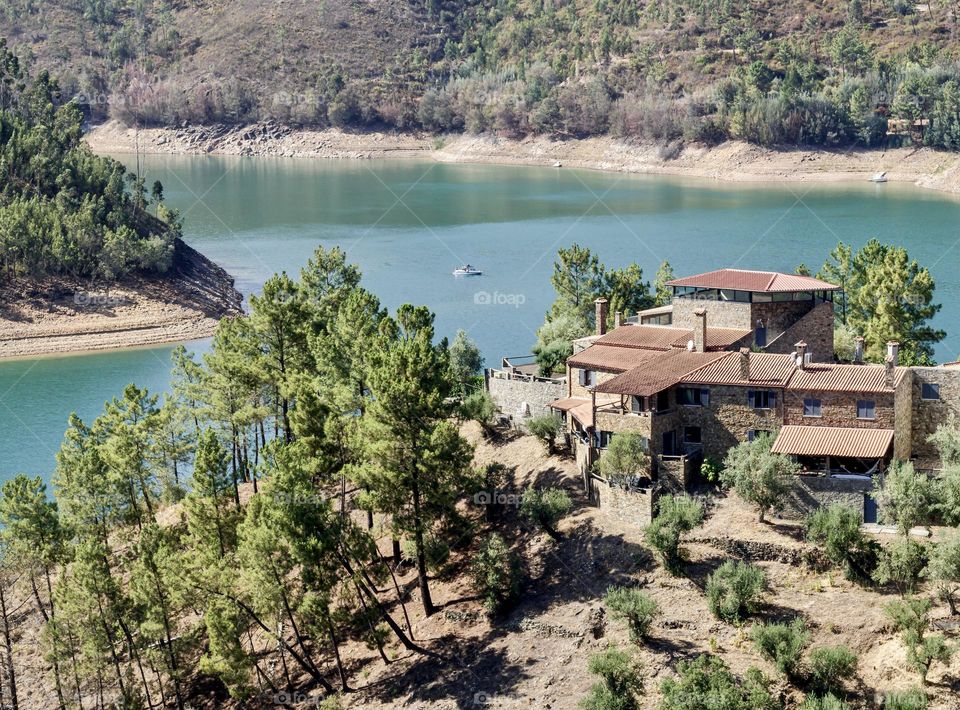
[2,155,959,480]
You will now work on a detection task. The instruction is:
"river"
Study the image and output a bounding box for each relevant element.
[2,155,959,480]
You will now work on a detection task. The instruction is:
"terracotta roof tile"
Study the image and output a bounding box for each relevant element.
[786,363,906,394]
[667,269,839,293]
[570,401,594,429]
[595,350,728,397]
[549,397,589,412]
[682,352,796,387]
[771,425,894,458]
[593,324,751,352]
[567,345,659,373]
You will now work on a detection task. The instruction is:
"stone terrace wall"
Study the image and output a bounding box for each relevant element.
[592,475,656,526]
[487,371,565,425]
[780,474,872,521]
[672,298,752,330]
[911,367,960,467]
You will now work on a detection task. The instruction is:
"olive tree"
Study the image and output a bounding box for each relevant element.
[721,434,798,522]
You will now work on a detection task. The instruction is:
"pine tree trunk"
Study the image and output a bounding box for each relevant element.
[325,607,350,692]
[0,581,18,710]
[412,480,435,616]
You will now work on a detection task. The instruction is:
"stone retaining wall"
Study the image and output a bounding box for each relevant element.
[486,371,566,427]
[592,475,656,526]
[780,474,873,521]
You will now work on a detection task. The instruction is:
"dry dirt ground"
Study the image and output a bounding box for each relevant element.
[0,240,242,359]
[87,121,960,197]
[6,423,960,709]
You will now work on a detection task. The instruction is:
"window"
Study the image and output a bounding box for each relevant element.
[578,369,594,386]
[922,383,941,401]
[748,390,777,410]
[748,430,771,442]
[755,321,767,347]
[684,426,702,444]
[656,390,670,411]
[679,387,709,407]
[857,400,876,420]
[803,398,822,417]
[596,430,614,449]
[630,396,644,413]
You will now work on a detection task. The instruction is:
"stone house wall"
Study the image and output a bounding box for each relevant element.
[780,475,873,521]
[782,389,895,429]
[594,410,654,439]
[676,385,783,461]
[568,366,619,403]
[894,371,914,460]
[910,367,960,467]
[762,301,834,362]
[672,298,752,330]
[486,372,566,424]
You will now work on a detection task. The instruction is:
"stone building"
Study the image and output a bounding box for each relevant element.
[540,268,960,522]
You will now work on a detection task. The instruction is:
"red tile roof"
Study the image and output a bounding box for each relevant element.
[786,363,906,394]
[570,401,594,429]
[682,352,797,387]
[549,397,589,412]
[595,350,728,397]
[567,345,659,373]
[771,425,894,458]
[667,269,840,293]
[593,324,751,352]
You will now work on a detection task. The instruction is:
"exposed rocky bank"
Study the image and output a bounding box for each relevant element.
[87,120,960,195]
[0,239,243,359]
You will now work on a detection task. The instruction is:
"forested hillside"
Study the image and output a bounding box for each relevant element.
[4,0,960,148]
[0,39,178,280]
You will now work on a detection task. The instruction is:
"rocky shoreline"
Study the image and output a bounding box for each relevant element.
[0,240,243,360]
[86,120,960,194]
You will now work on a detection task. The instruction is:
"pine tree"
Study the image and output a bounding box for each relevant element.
[355,305,476,615]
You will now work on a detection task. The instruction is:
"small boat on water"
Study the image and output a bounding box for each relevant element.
[453,264,483,276]
[870,171,887,183]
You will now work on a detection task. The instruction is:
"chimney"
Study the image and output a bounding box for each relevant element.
[693,308,707,352]
[595,298,608,336]
[885,355,895,388]
[887,341,899,367]
[739,347,751,381]
[614,311,622,329]
[795,341,807,369]
[854,336,864,364]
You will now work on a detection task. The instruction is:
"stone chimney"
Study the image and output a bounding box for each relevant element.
[595,298,608,337]
[885,355,895,388]
[739,347,751,381]
[614,311,622,329]
[854,336,864,364]
[887,341,900,367]
[795,341,808,369]
[693,308,707,353]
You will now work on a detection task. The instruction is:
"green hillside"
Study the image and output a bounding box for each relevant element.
[4,0,960,148]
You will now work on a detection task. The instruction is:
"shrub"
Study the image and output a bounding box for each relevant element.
[805,503,879,583]
[885,597,953,684]
[925,530,960,614]
[750,619,810,678]
[460,390,497,434]
[808,645,857,695]
[470,533,522,615]
[596,432,650,488]
[706,560,766,623]
[883,687,928,710]
[721,434,798,522]
[603,586,659,642]
[700,457,722,484]
[580,646,643,710]
[800,694,850,710]
[935,465,960,526]
[527,414,564,453]
[872,537,928,596]
[874,461,936,535]
[520,487,572,539]
[659,654,776,710]
[643,495,704,573]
